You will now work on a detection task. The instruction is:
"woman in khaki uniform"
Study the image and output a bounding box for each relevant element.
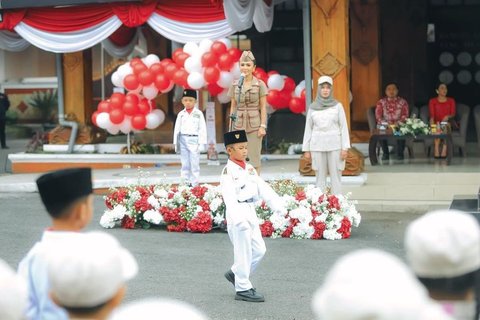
[228,51,267,174]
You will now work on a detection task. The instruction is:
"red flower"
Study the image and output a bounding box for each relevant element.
[260,221,274,237]
[337,217,352,239]
[187,212,212,233]
[327,195,341,211]
[198,199,210,212]
[105,188,127,209]
[190,185,208,198]
[310,221,326,240]
[134,195,152,213]
[167,219,187,232]
[295,190,306,201]
[121,215,135,229]
[281,218,299,238]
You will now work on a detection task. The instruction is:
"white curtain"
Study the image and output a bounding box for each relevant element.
[13,16,122,53]
[0,31,30,51]
[101,27,139,58]
[147,13,233,44]
[223,0,275,33]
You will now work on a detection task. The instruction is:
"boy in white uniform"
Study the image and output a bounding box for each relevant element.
[173,89,207,186]
[220,130,286,302]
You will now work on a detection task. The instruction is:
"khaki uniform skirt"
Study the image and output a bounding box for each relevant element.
[246,131,262,168]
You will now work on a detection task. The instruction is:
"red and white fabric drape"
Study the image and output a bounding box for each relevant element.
[0,0,278,54]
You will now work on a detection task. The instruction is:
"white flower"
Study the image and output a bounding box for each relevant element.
[213,213,224,226]
[292,222,314,239]
[143,209,163,225]
[269,213,289,231]
[315,212,328,223]
[110,205,129,219]
[323,229,342,240]
[154,188,169,198]
[147,195,160,209]
[305,185,323,202]
[289,207,312,224]
[209,198,223,213]
[99,213,116,228]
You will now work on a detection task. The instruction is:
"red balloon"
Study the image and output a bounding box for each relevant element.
[131,114,147,130]
[109,93,125,110]
[159,58,174,68]
[207,83,223,96]
[283,77,296,92]
[125,93,139,105]
[227,48,242,61]
[211,41,227,56]
[289,97,305,114]
[149,63,164,76]
[164,63,178,80]
[201,52,218,68]
[266,90,281,108]
[267,70,279,77]
[278,89,292,108]
[154,73,170,91]
[138,70,154,86]
[123,100,139,116]
[217,53,234,71]
[129,58,143,66]
[132,63,148,76]
[173,69,189,87]
[172,48,184,61]
[123,74,140,91]
[204,67,220,84]
[109,108,125,124]
[97,100,110,113]
[174,52,190,68]
[138,99,151,115]
[300,89,306,100]
[91,111,99,126]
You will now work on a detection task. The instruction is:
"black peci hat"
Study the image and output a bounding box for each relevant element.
[182,89,197,99]
[224,130,248,147]
[36,168,93,218]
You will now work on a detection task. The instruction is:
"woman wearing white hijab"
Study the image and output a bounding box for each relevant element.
[302,76,350,195]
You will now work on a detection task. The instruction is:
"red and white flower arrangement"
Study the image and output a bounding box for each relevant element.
[100,180,360,240]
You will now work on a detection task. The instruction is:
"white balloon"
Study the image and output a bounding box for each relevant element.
[161,81,175,93]
[143,54,160,67]
[198,39,214,54]
[106,125,120,135]
[117,64,133,78]
[217,38,231,49]
[183,42,199,56]
[267,74,285,90]
[217,71,234,89]
[187,72,206,90]
[184,56,203,73]
[152,109,166,126]
[217,88,230,104]
[230,63,241,79]
[119,116,132,134]
[96,112,111,129]
[111,71,123,88]
[145,113,161,129]
[294,80,306,97]
[142,84,159,100]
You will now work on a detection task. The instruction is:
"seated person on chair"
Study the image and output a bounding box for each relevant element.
[375,82,409,160]
[429,82,455,159]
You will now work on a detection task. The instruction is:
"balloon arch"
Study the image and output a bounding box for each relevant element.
[92,37,307,134]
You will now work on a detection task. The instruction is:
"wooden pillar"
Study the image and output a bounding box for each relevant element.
[63,51,93,124]
[310,0,350,127]
[350,0,380,130]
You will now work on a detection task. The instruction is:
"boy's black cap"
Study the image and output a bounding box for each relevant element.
[182,89,197,99]
[224,130,248,147]
[36,168,92,218]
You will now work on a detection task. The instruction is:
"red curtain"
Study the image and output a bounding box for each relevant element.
[155,0,225,23]
[108,25,137,46]
[111,0,157,27]
[0,9,26,31]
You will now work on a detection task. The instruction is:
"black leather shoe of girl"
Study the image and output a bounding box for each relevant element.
[235,288,265,302]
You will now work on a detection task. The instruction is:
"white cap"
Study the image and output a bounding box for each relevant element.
[318,75,333,85]
[0,259,28,320]
[46,231,138,308]
[405,209,480,278]
[108,298,209,320]
[311,249,452,320]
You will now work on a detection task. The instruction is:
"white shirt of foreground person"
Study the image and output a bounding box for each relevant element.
[220,159,285,292]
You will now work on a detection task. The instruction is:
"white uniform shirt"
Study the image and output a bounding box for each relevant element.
[220,159,285,226]
[302,103,350,152]
[173,108,207,146]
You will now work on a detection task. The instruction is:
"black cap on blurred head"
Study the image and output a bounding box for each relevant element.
[224,130,248,147]
[36,168,92,218]
[182,89,197,99]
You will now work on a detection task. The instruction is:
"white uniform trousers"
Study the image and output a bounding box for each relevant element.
[227,217,266,292]
[179,134,200,186]
[312,149,343,195]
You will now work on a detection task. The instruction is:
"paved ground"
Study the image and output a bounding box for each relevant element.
[0,192,420,320]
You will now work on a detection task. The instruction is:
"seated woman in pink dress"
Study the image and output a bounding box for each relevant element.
[429,83,456,159]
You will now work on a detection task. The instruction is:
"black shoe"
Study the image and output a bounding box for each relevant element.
[1,146,8,149]
[381,153,389,161]
[235,288,265,302]
[224,270,235,287]
[396,154,404,160]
